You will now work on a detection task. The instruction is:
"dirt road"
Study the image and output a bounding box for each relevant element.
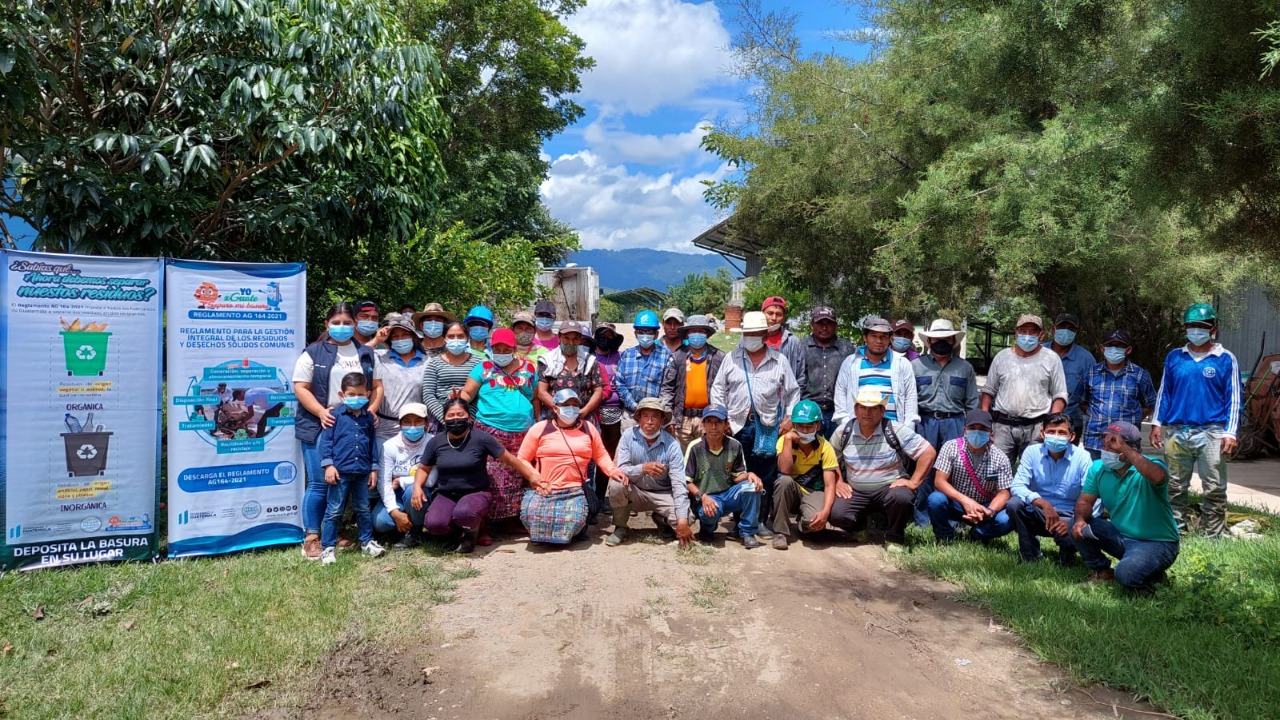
[307,518,1150,720]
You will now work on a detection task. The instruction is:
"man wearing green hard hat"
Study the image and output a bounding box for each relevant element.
[769,399,841,549]
[1150,302,1242,537]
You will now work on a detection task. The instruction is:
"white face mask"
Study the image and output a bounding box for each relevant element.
[741,335,764,352]
[796,431,816,443]
[641,428,662,440]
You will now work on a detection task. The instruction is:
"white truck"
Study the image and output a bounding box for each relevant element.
[535,265,600,324]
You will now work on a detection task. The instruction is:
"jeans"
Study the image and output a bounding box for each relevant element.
[734,423,780,529]
[926,491,1013,542]
[992,421,1040,470]
[820,409,837,440]
[301,441,328,536]
[1007,496,1076,561]
[914,414,966,527]
[425,491,492,535]
[372,485,427,535]
[1163,424,1228,536]
[697,482,761,538]
[1074,517,1179,589]
[321,473,373,549]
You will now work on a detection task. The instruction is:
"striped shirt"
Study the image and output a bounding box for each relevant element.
[421,354,479,424]
[709,347,801,434]
[1077,361,1157,452]
[840,421,928,492]
[832,350,919,426]
[933,438,1014,504]
[1152,344,1242,438]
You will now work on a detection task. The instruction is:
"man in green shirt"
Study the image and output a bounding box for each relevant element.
[1071,421,1179,590]
[685,405,764,548]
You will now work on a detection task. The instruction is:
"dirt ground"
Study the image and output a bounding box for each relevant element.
[286,514,1159,720]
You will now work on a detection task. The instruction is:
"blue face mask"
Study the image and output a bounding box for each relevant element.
[402,425,426,442]
[1103,346,1128,364]
[445,339,469,356]
[557,406,581,424]
[1186,328,1211,346]
[421,320,444,338]
[1053,329,1077,346]
[328,323,355,342]
[357,320,378,337]
[490,352,513,367]
[686,332,707,349]
[1044,435,1071,453]
[343,395,369,411]
[1015,334,1041,352]
[391,338,415,355]
[1101,450,1126,470]
[636,333,656,349]
[965,429,991,448]
[892,337,912,352]
[535,317,555,331]
[468,325,490,342]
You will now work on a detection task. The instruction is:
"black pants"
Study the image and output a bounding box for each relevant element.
[734,423,779,526]
[830,484,915,544]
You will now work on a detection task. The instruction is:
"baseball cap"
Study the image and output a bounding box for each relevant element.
[1105,421,1141,446]
[1103,329,1132,346]
[534,299,557,317]
[662,307,685,323]
[965,409,993,429]
[811,306,836,323]
[762,296,787,311]
[355,300,379,314]
[553,388,580,405]
[701,404,729,421]
[891,319,915,334]
[557,321,588,336]
[490,328,517,348]
[1015,313,1043,330]
[398,402,428,421]
[511,311,535,327]
[861,316,892,334]
[1054,312,1080,328]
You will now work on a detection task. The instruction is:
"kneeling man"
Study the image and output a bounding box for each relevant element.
[684,405,765,548]
[1008,413,1094,563]
[769,400,840,550]
[608,397,693,547]
[928,410,1015,543]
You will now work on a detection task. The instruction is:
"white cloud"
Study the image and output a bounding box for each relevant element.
[568,0,735,114]
[581,118,712,166]
[541,150,728,251]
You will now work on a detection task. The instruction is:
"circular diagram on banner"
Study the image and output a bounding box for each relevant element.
[183,360,294,449]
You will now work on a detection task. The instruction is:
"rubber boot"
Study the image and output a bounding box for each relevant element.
[605,507,630,546]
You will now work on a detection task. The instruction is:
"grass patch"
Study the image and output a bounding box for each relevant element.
[0,548,475,719]
[675,542,714,566]
[642,595,672,618]
[689,573,733,609]
[895,515,1280,720]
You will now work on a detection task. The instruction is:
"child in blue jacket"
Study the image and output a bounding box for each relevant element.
[318,372,385,564]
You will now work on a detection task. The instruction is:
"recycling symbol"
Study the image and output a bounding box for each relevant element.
[234,429,248,440]
[76,345,97,361]
[77,444,98,459]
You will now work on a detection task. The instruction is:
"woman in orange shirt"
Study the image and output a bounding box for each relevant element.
[518,389,627,544]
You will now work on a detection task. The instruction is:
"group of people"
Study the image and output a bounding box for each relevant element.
[290,296,1241,592]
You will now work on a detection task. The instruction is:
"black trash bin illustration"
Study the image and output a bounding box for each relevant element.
[61,432,112,476]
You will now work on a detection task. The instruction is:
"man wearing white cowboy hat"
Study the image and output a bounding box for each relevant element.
[910,318,980,526]
[659,314,726,449]
[833,315,919,430]
[711,310,801,538]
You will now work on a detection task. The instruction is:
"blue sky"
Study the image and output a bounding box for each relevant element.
[541,0,872,254]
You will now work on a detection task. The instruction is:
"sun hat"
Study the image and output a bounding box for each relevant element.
[733,310,770,333]
[680,314,717,336]
[854,387,888,407]
[918,319,965,342]
[398,402,428,421]
[634,397,673,425]
[383,313,421,338]
[411,302,455,327]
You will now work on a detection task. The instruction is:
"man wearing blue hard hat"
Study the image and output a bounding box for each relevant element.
[613,309,672,431]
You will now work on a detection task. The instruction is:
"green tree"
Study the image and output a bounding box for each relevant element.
[666,268,734,316]
[0,0,447,262]
[394,0,592,261]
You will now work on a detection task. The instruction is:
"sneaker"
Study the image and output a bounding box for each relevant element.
[301,536,322,560]
[320,547,337,565]
[392,533,421,551]
[362,540,386,558]
[741,535,761,549]
[1088,567,1115,584]
[772,535,789,550]
[605,527,628,547]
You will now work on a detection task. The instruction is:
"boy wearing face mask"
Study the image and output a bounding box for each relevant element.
[927,409,1015,543]
[659,314,725,449]
[318,373,386,564]
[1150,303,1241,537]
[1008,413,1095,563]
[1072,421,1178,589]
[375,403,434,548]
[980,313,1068,464]
[1076,329,1156,460]
[375,315,428,442]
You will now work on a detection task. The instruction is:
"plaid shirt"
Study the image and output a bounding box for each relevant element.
[1077,361,1157,452]
[933,437,1013,504]
[612,345,672,412]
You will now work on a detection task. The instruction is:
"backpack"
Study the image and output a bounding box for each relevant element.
[833,417,917,477]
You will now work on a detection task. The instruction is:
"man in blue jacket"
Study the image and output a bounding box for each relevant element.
[1150,303,1242,537]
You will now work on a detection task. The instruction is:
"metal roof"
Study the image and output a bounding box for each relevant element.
[692,217,765,259]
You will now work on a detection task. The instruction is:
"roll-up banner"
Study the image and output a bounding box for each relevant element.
[1,250,163,570]
[165,260,306,557]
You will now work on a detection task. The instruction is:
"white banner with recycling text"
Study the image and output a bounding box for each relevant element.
[165,260,306,557]
[0,249,163,571]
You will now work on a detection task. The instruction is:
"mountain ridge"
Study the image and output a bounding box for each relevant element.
[567,248,735,292]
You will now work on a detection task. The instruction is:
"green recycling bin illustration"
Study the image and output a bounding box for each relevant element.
[59,318,112,376]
